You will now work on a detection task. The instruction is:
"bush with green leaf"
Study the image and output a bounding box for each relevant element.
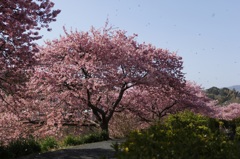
[114,111,240,159]
[6,136,41,159]
[0,131,111,159]
[63,135,83,146]
[82,131,109,143]
[40,137,59,152]
[232,117,240,140]
[63,131,109,146]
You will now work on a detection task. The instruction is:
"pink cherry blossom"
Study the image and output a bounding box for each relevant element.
[0,0,60,144]
[0,0,60,104]
[26,25,186,138]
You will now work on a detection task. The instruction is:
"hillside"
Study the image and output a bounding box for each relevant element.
[205,86,240,105]
[228,85,240,92]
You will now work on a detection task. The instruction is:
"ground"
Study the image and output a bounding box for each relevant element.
[17,139,125,159]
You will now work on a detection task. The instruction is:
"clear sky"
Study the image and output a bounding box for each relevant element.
[38,0,240,89]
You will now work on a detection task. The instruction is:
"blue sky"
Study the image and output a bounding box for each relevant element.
[38,0,240,89]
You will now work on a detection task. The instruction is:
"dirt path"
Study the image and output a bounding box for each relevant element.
[18,139,124,159]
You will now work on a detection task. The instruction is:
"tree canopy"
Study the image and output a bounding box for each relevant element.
[0,0,60,103]
[25,26,191,137]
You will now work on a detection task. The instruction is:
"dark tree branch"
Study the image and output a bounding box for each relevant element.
[106,83,128,121]
[81,68,91,79]
[158,101,178,119]
[86,89,105,122]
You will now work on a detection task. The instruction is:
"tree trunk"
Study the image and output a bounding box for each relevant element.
[100,120,110,139]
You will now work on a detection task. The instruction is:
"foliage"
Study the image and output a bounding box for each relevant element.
[0,131,111,158]
[0,0,60,102]
[114,111,240,159]
[126,81,210,122]
[5,136,41,159]
[109,111,147,138]
[82,131,109,143]
[25,23,187,139]
[232,117,240,140]
[0,0,60,144]
[40,136,59,152]
[235,126,240,140]
[0,112,24,145]
[0,144,11,159]
[63,131,108,146]
[206,87,240,105]
[211,103,240,120]
[63,135,84,146]
[204,87,240,120]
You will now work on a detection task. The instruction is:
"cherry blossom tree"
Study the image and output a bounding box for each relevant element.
[122,81,211,122]
[0,0,60,104]
[28,25,186,138]
[208,103,240,120]
[0,0,60,143]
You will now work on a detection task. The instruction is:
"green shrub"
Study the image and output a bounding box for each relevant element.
[63,135,83,146]
[114,111,240,159]
[40,137,58,152]
[63,131,108,146]
[0,131,110,158]
[235,126,240,141]
[82,131,109,144]
[6,136,41,158]
[0,131,110,159]
[233,117,240,127]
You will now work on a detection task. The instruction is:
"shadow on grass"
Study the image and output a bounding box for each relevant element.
[18,148,115,159]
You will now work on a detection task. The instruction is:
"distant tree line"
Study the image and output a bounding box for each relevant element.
[205,87,240,105]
